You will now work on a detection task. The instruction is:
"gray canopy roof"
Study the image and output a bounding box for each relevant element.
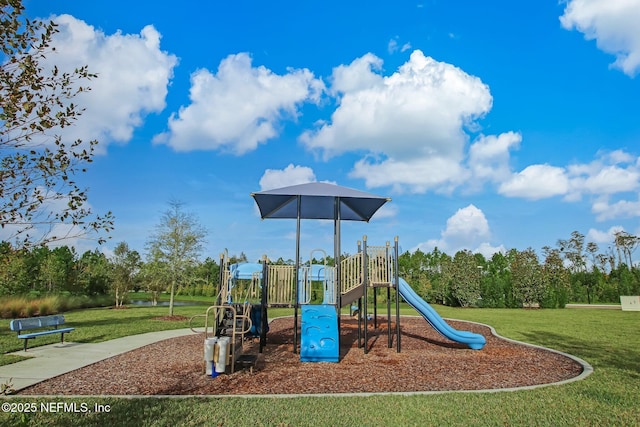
[250,182,390,221]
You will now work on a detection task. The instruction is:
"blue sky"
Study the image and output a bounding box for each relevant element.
[15,0,640,263]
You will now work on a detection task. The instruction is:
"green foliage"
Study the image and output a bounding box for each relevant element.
[511,248,545,307]
[37,246,77,293]
[446,250,481,307]
[76,250,111,295]
[110,242,141,307]
[398,248,452,304]
[610,264,640,296]
[541,248,571,308]
[0,377,14,395]
[0,0,113,247]
[397,241,640,307]
[139,259,170,305]
[145,200,208,316]
[0,245,30,294]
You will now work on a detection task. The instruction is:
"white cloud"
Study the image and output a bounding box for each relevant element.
[607,149,636,164]
[388,39,399,54]
[442,204,490,239]
[301,50,494,193]
[414,205,504,256]
[591,196,640,221]
[330,53,383,95]
[259,164,317,191]
[350,155,470,194]
[567,151,640,197]
[155,53,324,154]
[498,164,570,200]
[371,203,399,220]
[560,0,640,76]
[43,15,177,152]
[587,225,625,245]
[468,132,522,184]
[581,165,639,194]
[495,150,640,221]
[475,242,506,259]
[567,151,640,219]
[388,37,412,54]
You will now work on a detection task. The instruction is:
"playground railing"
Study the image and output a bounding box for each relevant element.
[267,264,296,306]
[367,245,395,287]
[341,252,364,295]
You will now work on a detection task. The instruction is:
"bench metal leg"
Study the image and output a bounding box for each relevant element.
[23,338,29,352]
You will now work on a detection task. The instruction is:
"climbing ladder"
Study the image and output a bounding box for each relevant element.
[300,304,339,362]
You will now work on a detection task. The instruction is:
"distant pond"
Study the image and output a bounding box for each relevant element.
[129,300,211,307]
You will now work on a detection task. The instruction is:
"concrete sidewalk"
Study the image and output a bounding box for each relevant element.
[0,328,196,392]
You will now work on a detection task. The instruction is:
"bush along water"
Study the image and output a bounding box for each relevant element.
[0,294,112,319]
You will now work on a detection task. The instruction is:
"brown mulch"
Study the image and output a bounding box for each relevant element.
[151,315,189,321]
[19,316,584,396]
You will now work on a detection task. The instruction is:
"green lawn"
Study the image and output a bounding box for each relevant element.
[1,303,639,426]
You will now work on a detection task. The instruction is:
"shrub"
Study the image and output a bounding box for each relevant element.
[24,300,39,317]
[0,297,27,318]
[37,300,53,316]
[0,294,113,318]
[52,295,69,312]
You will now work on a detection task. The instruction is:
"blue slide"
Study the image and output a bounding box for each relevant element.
[398,278,486,350]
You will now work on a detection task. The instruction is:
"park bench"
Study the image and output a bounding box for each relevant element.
[9,315,75,351]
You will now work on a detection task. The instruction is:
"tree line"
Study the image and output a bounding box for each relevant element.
[0,241,220,302]
[1,229,638,309]
[400,230,640,308]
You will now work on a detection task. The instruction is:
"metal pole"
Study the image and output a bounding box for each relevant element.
[217,253,225,307]
[395,236,401,353]
[386,241,392,348]
[293,195,301,354]
[356,240,362,348]
[335,197,341,351]
[363,235,368,354]
[373,285,377,329]
[260,255,268,353]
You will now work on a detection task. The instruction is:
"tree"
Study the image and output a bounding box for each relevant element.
[397,249,430,298]
[614,231,639,270]
[542,248,570,307]
[0,241,29,294]
[139,259,169,306]
[558,231,586,273]
[38,246,76,293]
[446,250,481,307]
[146,201,207,316]
[0,0,113,247]
[76,249,110,295]
[111,242,140,307]
[586,241,599,270]
[511,248,545,307]
[479,251,514,308]
[429,248,452,304]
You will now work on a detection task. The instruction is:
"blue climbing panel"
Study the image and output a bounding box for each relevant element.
[300,304,339,362]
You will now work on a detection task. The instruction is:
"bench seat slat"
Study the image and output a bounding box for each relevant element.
[17,327,75,339]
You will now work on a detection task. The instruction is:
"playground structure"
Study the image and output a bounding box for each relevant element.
[197,235,486,374]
